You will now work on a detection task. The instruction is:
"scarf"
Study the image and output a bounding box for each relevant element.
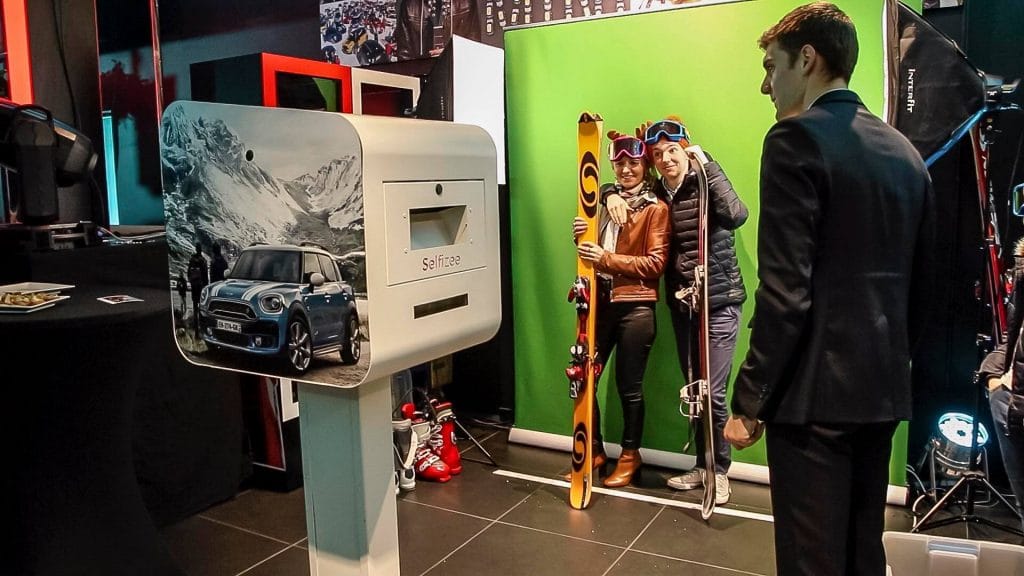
[600,182,656,252]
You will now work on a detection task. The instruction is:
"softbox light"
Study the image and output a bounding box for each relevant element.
[890,1,985,163]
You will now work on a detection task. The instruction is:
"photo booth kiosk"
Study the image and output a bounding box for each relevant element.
[160,101,500,575]
[188,52,421,490]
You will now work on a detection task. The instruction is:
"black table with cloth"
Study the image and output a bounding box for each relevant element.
[1,284,185,575]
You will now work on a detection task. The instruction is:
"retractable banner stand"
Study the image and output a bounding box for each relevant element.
[506,0,922,496]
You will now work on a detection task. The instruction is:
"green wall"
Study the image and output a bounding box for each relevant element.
[506,0,917,482]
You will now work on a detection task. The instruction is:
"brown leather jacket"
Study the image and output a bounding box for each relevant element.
[594,191,671,303]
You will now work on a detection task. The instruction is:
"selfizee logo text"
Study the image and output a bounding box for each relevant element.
[422,253,462,271]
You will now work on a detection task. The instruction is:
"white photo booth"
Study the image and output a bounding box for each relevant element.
[161,101,501,575]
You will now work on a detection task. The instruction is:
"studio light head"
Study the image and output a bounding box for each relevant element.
[0,100,97,224]
[931,411,989,477]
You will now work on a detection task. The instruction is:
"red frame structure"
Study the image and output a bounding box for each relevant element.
[2,0,33,103]
[259,53,353,112]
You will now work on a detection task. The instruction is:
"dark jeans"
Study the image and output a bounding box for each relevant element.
[990,386,1024,531]
[592,301,656,451]
[767,421,897,576]
[669,303,740,474]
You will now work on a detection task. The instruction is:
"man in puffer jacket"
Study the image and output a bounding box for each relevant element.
[606,117,747,504]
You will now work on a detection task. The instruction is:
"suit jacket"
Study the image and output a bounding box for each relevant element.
[732,90,935,425]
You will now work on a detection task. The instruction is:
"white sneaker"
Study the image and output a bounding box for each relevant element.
[715,474,731,505]
[667,467,705,490]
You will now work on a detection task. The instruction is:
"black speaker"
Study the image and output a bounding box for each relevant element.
[9,109,59,224]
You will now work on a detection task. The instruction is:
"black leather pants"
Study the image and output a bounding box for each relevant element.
[592,300,656,450]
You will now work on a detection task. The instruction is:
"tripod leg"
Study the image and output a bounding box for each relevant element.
[912,474,970,532]
[928,441,938,499]
[978,475,1024,523]
[974,517,1024,538]
[453,417,499,467]
[914,473,1024,537]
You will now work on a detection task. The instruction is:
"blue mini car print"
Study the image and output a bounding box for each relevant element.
[198,243,361,373]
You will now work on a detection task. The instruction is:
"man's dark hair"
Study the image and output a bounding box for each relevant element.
[759,2,858,83]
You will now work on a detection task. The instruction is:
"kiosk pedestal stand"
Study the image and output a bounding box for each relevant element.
[299,378,399,575]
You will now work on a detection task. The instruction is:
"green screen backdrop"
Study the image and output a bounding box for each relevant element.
[506,0,921,484]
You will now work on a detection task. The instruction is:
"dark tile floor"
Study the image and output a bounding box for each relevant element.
[160,424,1024,576]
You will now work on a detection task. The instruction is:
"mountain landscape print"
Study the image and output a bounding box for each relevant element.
[161,101,370,387]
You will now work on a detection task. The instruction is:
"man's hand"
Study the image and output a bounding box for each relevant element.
[685,145,709,165]
[988,371,1012,392]
[724,414,764,449]
[577,241,605,263]
[606,193,630,226]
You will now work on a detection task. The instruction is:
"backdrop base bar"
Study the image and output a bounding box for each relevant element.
[507,427,912,505]
[298,378,400,576]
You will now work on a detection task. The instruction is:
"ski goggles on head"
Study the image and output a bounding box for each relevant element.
[608,136,646,161]
[643,120,690,145]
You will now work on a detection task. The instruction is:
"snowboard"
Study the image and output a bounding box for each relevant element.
[566,112,603,510]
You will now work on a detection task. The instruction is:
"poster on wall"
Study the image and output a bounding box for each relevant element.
[319,0,733,65]
[320,0,397,66]
[161,101,369,387]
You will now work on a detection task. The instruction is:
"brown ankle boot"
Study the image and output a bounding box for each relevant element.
[603,449,641,487]
[562,450,607,481]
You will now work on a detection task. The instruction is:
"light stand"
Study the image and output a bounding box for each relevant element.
[412,386,498,467]
[912,373,1024,537]
[452,414,499,467]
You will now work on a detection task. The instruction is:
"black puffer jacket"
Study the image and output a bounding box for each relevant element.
[656,155,748,311]
[992,253,1024,434]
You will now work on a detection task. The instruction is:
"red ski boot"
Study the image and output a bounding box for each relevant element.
[411,419,451,483]
[429,401,462,475]
[400,402,417,421]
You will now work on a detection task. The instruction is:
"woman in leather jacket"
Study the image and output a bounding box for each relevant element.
[570,132,671,487]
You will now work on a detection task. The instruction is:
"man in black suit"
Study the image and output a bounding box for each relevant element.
[723,3,934,575]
